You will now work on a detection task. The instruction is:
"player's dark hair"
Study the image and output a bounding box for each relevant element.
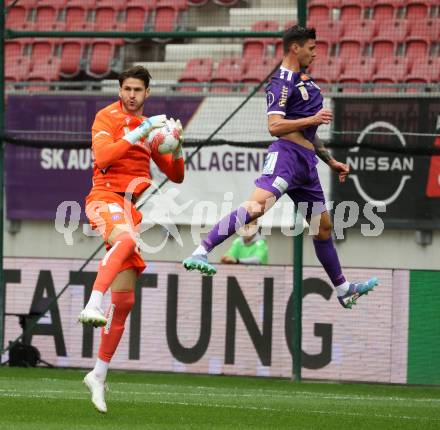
[283,24,316,54]
[118,66,152,89]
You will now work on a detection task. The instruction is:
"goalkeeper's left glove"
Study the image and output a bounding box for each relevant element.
[169,118,184,160]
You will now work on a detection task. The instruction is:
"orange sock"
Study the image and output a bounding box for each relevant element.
[98,290,135,363]
[93,232,136,294]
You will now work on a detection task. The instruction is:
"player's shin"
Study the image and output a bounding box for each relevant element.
[79,232,137,326]
[98,290,135,365]
[201,207,252,253]
[312,237,347,289]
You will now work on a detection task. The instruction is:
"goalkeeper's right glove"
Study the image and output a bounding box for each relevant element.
[122,114,167,145]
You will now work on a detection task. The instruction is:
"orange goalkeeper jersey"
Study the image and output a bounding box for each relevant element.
[90,100,184,196]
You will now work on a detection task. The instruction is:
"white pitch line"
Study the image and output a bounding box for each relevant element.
[16,381,440,404]
[1,380,440,404]
[1,386,439,407]
[0,390,439,422]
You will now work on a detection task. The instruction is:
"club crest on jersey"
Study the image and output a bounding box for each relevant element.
[299,85,309,100]
[267,91,275,107]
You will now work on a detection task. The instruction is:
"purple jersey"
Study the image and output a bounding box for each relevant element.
[266,66,323,142]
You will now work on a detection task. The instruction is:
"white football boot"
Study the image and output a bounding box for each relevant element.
[83,371,109,413]
[78,306,107,327]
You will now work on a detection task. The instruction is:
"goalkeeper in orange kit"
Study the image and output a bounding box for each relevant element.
[78,66,184,413]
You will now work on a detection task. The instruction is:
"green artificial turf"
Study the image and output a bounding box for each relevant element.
[0,367,439,430]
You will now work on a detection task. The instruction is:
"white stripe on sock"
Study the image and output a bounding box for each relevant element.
[104,304,116,335]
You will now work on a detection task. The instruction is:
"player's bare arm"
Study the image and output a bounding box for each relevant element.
[313,135,349,183]
[267,108,332,137]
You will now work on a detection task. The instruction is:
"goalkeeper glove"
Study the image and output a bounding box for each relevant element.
[169,118,184,160]
[122,114,167,145]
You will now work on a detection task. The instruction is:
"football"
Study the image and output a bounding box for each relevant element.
[147,118,182,154]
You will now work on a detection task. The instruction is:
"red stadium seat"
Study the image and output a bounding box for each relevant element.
[96,0,127,5]
[5,40,23,62]
[69,0,96,6]
[373,3,398,21]
[340,57,376,83]
[408,19,439,41]
[87,39,124,78]
[5,4,33,30]
[405,39,429,66]
[213,0,239,6]
[154,7,176,32]
[373,58,409,87]
[125,3,151,32]
[65,5,94,31]
[308,0,340,20]
[153,1,187,33]
[188,0,209,6]
[374,19,408,42]
[60,38,88,78]
[341,19,375,44]
[94,4,125,31]
[178,57,213,92]
[241,57,279,88]
[372,40,396,60]
[406,56,439,84]
[243,21,279,61]
[37,0,67,6]
[155,0,187,8]
[308,4,330,22]
[210,58,244,92]
[5,57,31,82]
[340,4,362,22]
[405,0,434,21]
[34,5,65,31]
[346,0,373,10]
[30,38,58,64]
[309,58,342,84]
[339,40,362,61]
[7,0,36,6]
[29,57,61,82]
[309,20,342,45]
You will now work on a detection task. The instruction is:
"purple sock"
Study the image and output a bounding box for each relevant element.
[313,237,346,287]
[202,207,251,252]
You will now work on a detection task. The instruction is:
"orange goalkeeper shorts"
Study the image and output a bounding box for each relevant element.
[85,190,146,275]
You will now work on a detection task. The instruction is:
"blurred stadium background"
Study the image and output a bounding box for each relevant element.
[0,1,440,421]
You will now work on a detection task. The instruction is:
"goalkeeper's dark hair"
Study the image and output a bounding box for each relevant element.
[283,24,316,54]
[118,66,152,89]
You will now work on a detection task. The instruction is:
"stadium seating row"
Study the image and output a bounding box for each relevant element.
[310,18,440,43]
[309,56,440,87]
[178,54,440,92]
[240,18,439,61]
[5,38,123,81]
[6,0,240,33]
[309,0,439,22]
[178,56,279,92]
[7,0,186,33]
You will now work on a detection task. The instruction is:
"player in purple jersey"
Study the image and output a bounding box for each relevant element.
[183,25,378,308]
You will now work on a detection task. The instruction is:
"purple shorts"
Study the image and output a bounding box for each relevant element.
[255,138,326,219]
